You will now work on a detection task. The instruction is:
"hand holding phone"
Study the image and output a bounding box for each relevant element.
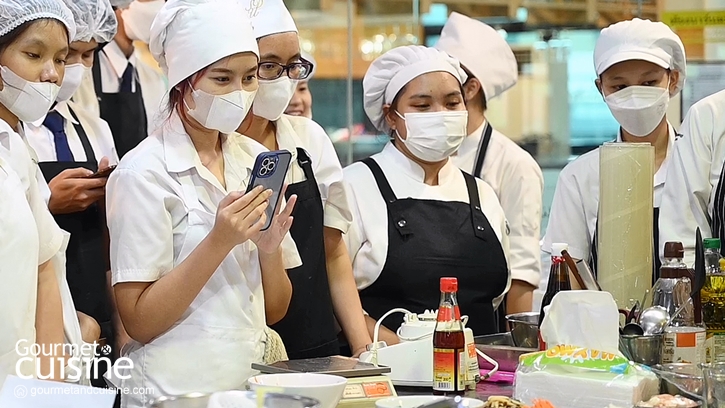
[85,165,117,179]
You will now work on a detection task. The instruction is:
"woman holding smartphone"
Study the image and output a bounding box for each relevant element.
[0,0,76,384]
[106,0,298,406]
[344,46,511,342]
[235,0,371,359]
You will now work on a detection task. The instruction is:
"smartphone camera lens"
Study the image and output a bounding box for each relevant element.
[258,156,277,178]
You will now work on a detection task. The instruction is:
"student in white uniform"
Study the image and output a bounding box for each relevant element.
[659,90,725,264]
[235,0,371,358]
[345,45,511,343]
[0,0,75,384]
[107,0,300,405]
[542,19,686,282]
[285,51,315,119]
[71,0,167,158]
[22,0,124,387]
[435,12,543,315]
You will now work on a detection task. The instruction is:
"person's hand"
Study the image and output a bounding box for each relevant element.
[211,186,272,248]
[251,185,296,254]
[48,164,108,214]
[77,311,101,344]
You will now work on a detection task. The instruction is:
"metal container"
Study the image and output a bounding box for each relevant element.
[150,391,320,408]
[620,334,664,366]
[505,312,539,349]
[474,333,536,373]
[651,363,704,402]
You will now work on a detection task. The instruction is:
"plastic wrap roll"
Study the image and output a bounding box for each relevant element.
[597,143,654,307]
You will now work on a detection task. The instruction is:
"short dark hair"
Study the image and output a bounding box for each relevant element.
[0,20,70,55]
[461,67,487,111]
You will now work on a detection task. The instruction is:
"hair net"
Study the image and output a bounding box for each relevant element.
[594,18,686,96]
[109,0,132,8]
[363,45,467,133]
[150,0,258,89]
[61,0,117,43]
[0,0,76,40]
[435,12,517,102]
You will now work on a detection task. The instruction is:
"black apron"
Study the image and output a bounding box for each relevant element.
[270,148,339,359]
[711,159,725,241]
[37,109,113,382]
[92,48,148,159]
[358,158,509,335]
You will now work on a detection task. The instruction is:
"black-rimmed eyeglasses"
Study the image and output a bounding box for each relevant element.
[258,58,314,81]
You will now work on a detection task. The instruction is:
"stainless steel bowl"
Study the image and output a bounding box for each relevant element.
[474,332,537,373]
[505,312,539,349]
[619,334,664,366]
[150,391,321,408]
[651,363,704,402]
[150,393,211,408]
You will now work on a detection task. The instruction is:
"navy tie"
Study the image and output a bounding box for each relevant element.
[120,63,134,92]
[43,111,74,162]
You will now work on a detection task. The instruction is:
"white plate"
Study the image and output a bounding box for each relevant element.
[376,396,484,408]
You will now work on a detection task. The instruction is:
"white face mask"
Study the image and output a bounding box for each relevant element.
[604,83,670,137]
[122,0,165,44]
[0,66,60,123]
[186,84,257,134]
[252,77,298,121]
[395,110,468,163]
[56,64,89,102]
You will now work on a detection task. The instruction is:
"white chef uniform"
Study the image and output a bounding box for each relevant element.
[23,101,119,165]
[106,2,300,406]
[436,12,543,288]
[73,39,168,134]
[0,123,64,386]
[659,89,725,265]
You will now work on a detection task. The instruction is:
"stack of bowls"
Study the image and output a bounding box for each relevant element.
[505,312,540,349]
[619,334,665,366]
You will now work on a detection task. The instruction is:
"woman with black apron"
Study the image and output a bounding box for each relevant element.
[235,0,371,359]
[22,0,120,387]
[542,19,686,294]
[343,45,511,345]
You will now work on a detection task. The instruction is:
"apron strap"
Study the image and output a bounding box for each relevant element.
[473,122,493,176]
[295,148,318,188]
[92,48,103,97]
[67,107,98,165]
[361,157,412,237]
[461,171,488,241]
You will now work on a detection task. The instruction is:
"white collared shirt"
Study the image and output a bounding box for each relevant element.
[0,120,63,265]
[343,142,510,291]
[107,111,301,286]
[659,90,725,265]
[23,101,119,164]
[72,40,169,135]
[451,121,544,286]
[542,123,677,262]
[235,114,353,233]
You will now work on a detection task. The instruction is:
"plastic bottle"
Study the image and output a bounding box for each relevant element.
[432,277,465,396]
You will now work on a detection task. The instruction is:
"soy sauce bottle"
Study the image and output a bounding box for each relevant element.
[432,277,465,396]
[538,243,572,350]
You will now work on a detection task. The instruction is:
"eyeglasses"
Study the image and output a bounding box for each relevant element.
[258,58,314,81]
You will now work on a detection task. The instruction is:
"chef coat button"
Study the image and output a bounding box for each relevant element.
[398,220,407,227]
[476,226,484,231]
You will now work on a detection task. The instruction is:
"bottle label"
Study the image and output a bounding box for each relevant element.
[706,331,725,363]
[433,347,464,392]
[663,328,706,364]
[466,341,479,386]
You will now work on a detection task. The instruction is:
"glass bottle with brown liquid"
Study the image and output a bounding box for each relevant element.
[432,277,465,396]
[538,243,571,350]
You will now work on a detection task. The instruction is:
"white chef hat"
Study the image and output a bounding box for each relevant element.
[62,0,117,43]
[243,0,297,40]
[0,0,76,40]
[363,45,467,133]
[594,18,686,96]
[301,51,316,80]
[434,12,517,102]
[150,0,259,89]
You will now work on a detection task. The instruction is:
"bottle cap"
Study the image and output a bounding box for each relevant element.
[440,277,458,292]
[663,242,684,258]
[551,243,569,255]
[704,238,721,250]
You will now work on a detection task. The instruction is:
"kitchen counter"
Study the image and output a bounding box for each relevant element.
[395,381,514,400]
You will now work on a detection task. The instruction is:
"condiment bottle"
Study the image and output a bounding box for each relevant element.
[703,241,725,362]
[660,242,706,364]
[538,243,571,350]
[432,277,465,396]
